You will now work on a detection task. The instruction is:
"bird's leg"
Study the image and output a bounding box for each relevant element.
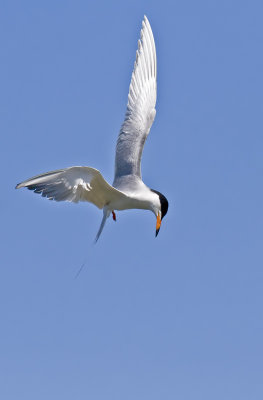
[112,211,116,221]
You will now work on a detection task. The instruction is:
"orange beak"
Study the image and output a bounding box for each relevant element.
[156,213,161,237]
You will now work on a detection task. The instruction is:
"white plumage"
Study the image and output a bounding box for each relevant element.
[115,16,157,179]
[16,16,168,241]
[16,167,127,208]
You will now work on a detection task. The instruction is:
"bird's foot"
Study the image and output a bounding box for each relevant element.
[112,211,116,221]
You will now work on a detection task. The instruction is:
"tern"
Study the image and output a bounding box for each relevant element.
[16,16,169,241]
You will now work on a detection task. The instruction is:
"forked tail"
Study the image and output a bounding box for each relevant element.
[94,207,111,243]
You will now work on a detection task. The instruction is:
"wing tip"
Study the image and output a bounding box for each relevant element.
[143,15,151,30]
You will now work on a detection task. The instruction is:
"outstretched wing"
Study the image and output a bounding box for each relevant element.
[16,166,127,209]
[114,16,157,181]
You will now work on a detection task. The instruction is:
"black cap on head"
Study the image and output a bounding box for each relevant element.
[150,189,169,219]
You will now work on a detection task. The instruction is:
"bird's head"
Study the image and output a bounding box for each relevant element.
[150,189,169,237]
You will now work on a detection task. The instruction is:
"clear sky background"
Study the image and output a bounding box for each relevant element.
[1,1,263,399]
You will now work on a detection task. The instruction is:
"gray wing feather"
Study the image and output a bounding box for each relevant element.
[16,166,127,209]
[114,16,157,180]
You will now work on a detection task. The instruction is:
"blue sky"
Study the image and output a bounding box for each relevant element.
[1,1,263,399]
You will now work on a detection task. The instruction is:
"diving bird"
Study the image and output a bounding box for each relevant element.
[16,16,169,241]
